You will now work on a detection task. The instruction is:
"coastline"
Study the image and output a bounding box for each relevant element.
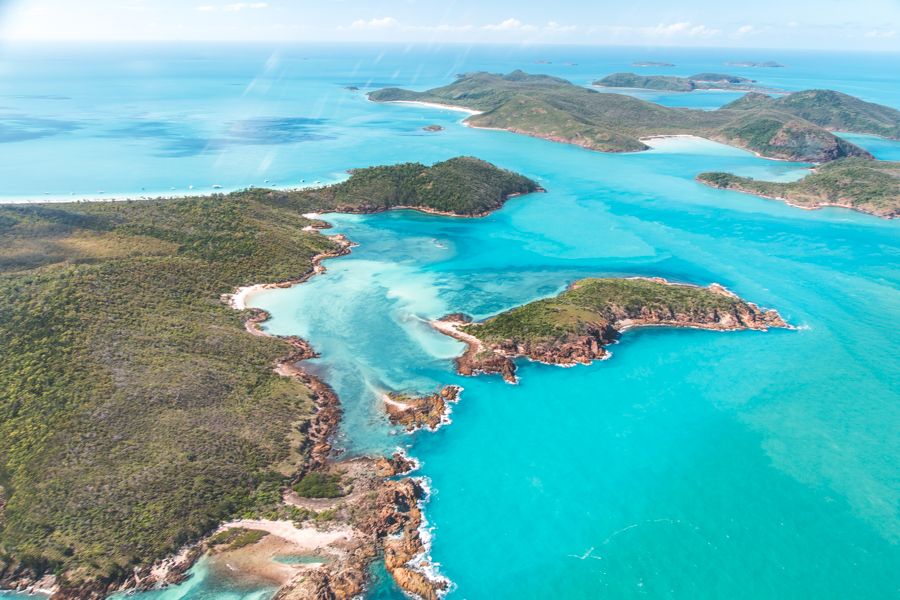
[218,218,453,598]
[429,277,789,384]
[0,201,460,599]
[0,180,345,207]
[378,99,484,116]
[694,176,895,219]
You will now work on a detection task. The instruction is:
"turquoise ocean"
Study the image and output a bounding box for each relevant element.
[1,44,898,599]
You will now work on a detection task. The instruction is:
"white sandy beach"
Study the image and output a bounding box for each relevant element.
[383,100,483,115]
[227,284,269,311]
[217,519,354,548]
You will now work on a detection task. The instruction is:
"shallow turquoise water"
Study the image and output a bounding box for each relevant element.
[107,558,276,600]
[1,45,898,599]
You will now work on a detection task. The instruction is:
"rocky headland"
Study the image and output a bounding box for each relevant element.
[432,277,789,383]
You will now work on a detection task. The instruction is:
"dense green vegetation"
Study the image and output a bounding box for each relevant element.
[0,157,535,592]
[308,157,540,215]
[369,71,895,162]
[595,72,756,92]
[723,90,900,139]
[292,473,344,499]
[208,528,269,551]
[698,158,900,218]
[469,278,760,344]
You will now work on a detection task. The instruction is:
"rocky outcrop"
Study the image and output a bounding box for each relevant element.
[273,458,445,600]
[375,452,419,477]
[434,279,789,383]
[360,478,448,600]
[384,386,461,431]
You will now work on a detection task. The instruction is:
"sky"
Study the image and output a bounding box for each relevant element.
[0,0,898,51]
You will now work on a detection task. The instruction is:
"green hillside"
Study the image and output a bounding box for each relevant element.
[370,71,891,162]
[698,158,900,217]
[0,157,538,593]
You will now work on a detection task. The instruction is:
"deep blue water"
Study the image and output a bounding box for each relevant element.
[0,44,898,600]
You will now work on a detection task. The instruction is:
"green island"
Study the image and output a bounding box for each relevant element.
[432,278,788,383]
[726,61,785,68]
[698,158,900,218]
[0,158,539,598]
[632,61,675,68]
[369,70,900,162]
[595,72,762,92]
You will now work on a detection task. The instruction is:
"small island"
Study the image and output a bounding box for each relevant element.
[383,386,461,431]
[432,278,788,383]
[422,124,444,132]
[633,61,675,68]
[727,61,785,68]
[698,157,900,218]
[595,72,763,92]
[369,70,898,162]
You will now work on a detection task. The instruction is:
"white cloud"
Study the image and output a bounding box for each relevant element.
[735,24,757,37]
[349,17,400,30]
[545,21,577,33]
[864,29,897,38]
[643,22,720,38]
[195,2,267,11]
[483,18,537,32]
[223,2,268,11]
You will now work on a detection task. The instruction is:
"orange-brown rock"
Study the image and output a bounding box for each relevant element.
[384,386,460,431]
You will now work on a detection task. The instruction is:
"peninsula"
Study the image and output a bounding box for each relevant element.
[698,157,900,218]
[595,72,764,92]
[0,158,539,599]
[369,70,900,162]
[432,278,788,383]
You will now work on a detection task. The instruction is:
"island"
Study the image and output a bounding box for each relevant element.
[698,157,900,218]
[368,70,898,162]
[632,61,675,67]
[422,124,444,132]
[0,158,540,599]
[383,386,461,431]
[595,72,763,92]
[431,278,788,383]
[727,61,785,68]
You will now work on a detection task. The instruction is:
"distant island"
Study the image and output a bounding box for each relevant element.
[595,72,766,92]
[432,278,788,383]
[369,70,899,162]
[0,158,540,599]
[422,124,444,132]
[727,61,785,68]
[698,157,900,218]
[633,61,675,67]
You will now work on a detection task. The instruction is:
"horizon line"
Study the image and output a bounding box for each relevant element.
[1,39,898,54]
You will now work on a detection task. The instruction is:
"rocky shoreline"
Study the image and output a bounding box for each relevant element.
[432,278,789,384]
[0,220,451,600]
[384,385,462,432]
[220,231,451,598]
